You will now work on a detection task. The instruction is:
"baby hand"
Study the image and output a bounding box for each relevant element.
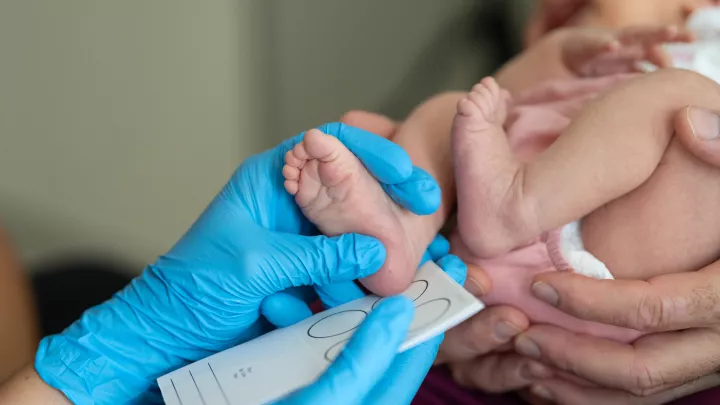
[562,25,695,77]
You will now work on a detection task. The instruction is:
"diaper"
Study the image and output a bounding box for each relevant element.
[660,7,720,83]
[466,222,643,343]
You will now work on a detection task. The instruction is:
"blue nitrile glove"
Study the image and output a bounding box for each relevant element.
[261,233,451,326]
[278,254,467,405]
[263,236,468,405]
[34,122,441,405]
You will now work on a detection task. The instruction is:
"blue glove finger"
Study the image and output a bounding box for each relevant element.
[365,334,445,404]
[276,233,386,290]
[314,281,366,309]
[316,123,442,216]
[419,234,449,266]
[427,234,450,260]
[363,255,460,404]
[381,166,441,216]
[419,250,433,266]
[277,297,414,405]
[317,122,412,184]
[261,292,313,328]
[283,286,318,303]
[435,255,467,286]
[316,236,456,307]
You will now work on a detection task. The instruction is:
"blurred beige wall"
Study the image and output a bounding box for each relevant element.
[0,1,270,267]
[0,1,527,270]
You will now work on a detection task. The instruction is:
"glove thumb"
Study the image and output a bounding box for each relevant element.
[276,297,414,405]
[276,233,386,290]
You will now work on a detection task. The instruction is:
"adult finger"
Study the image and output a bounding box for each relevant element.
[617,25,694,46]
[435,305,529,364]
[334,112,441,215]
[531,263,720,331]
[278,297,413,404]
[261,292,313,327]
[315,241,460,309]
[530,372,720,405]
[675,106,720,168]
[317,122,412,184]
[278,233,385,290]
[365,335,444,404]
[449,354,553,394]
[514,75,635,105]
[314,281,366,309]
[449,237,493,296]
[435,255,467,285]
[646,45,673,69]
[380,165,442,216]
[515,324,720,396]
[427,234,451,261]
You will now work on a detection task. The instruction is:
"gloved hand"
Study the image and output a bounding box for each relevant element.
[264,236,467,405]
[34,122,441,405]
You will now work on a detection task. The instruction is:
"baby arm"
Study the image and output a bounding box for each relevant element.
[495,25,692,94]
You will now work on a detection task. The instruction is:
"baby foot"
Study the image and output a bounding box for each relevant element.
[452,78,540,258]
[283,129,420,296]
[563,25,695,77]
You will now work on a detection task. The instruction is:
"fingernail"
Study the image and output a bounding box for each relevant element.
[520,363,553,381]
[688,106,720,141]
[515,335,541,359]
[531,385,554,401]
[495,321,522,341]
[528,362,553,379]
[466,276,486,296]
[531,282,559,306]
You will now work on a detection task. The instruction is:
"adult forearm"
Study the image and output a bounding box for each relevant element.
[0,365,71,405]
[0,228,39,384]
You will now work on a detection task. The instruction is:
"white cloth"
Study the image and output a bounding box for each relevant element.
[665,7,720,83]
[559,221,614,280]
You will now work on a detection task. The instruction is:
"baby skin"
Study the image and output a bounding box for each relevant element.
[280,24,686,298]
[452,69,720,341]
[282,90,461,296]
[282,129,424,296]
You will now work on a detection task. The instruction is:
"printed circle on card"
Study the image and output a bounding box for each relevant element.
[307,310,367,338]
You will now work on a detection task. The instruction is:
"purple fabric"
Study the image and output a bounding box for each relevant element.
[413,367,720,405]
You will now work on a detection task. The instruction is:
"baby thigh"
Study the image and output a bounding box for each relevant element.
[583,135,720,280]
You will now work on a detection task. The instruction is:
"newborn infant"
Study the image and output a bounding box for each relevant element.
[451,70,720,342]
[281,18,720,342]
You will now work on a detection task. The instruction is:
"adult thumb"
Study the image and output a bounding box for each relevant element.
[675,106,720,167]
[277,233,386,290]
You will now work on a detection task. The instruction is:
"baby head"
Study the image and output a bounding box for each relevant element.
[525,0,717,46]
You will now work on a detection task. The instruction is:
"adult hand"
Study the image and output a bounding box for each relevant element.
[33,122,442,405]
[335,110,549,394]
[431,263,557,394]
[501,105,720,405]
[268,237,467,405]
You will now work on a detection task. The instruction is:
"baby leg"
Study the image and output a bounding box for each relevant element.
[583,133,720,280]
[454,69,720,258]
[284,94,463,296]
